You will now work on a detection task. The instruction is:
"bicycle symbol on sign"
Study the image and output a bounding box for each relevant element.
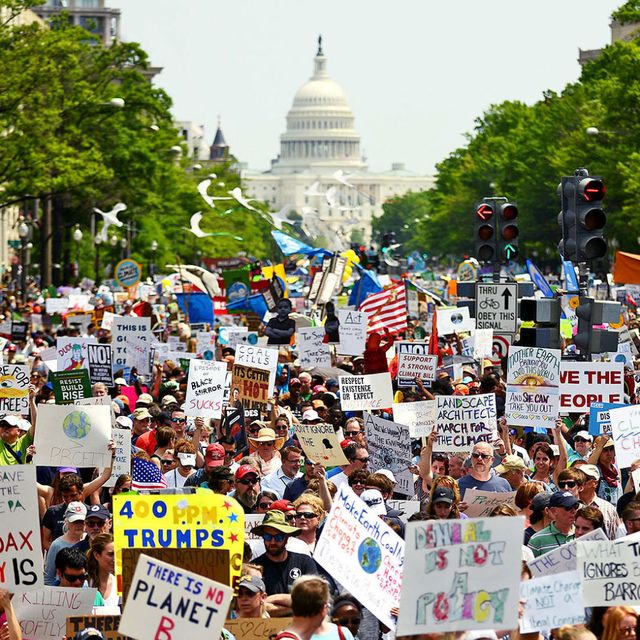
[479,298,500,310]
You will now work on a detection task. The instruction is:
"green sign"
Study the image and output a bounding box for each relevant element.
[49,369,92,405]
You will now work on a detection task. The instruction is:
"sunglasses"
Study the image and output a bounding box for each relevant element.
[334,617,362,627]
[285,513,297,522]
[258,502,273,509]
[345,431,360,437]
[558,481,577,489]
[85,520,105,528]
[161,460,174,466]
[351,480,365,486]
[562,505,579,512]
[355,457,369,463]
[63,572,88,583]
[171,417,186,423]
[258,441,275,447]
[237,477,259,486]
[295,511,317,520]
[471,452,492,460]
[262,532,286,542]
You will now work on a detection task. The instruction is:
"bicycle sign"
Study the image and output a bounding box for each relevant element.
[475,282,518,334]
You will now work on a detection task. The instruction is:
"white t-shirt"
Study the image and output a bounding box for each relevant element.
[164,468,194,488]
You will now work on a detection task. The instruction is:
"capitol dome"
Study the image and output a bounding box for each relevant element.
[271,38,366,174]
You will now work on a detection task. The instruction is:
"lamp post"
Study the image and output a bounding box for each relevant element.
[17,219,29,303]
[72,224,83,279]
[120,237,128,260]
[110,234,118,275]
[94,235,102,284]
[150,239,158,278]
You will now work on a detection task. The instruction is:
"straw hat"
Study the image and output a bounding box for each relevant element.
[248,427,284,450]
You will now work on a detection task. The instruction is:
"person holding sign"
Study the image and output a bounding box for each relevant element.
[457,442,511,499]
[0,382,36,466]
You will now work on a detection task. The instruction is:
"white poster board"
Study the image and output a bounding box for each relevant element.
[364,412,412,477]
[463,489,517,518]
[392,401,436,438]
[339,373,394,411]
[610,404,640,470]
[434,393,497,452]
[396,342,437,386]
[297,327,331,368]
[294,422,348,467]
[337,309,367,356]
[112,317,151,372]
[234,344,278,396]
[184,360,227,419]
[0,364,30,417]
[437,307,474,335]
[559,361,624,412]
[473,328,494,360]
[56,337,95,372]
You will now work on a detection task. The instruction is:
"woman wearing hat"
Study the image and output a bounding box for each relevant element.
[231,575,269,619]
[249,427,284,477]
[44,501,87,585]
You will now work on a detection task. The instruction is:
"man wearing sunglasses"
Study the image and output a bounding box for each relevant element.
[328,442,369,489]
[528,490,579,557]
[53,547,106,606]
[457,443,511,500]
[231,464,262,513]
[261,446,303,499]
[577,464,621,540]
[251,510,320,615]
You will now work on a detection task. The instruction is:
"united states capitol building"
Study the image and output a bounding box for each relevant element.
[241,38,434,249]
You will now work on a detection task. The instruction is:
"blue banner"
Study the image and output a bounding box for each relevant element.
[589,401,627,436]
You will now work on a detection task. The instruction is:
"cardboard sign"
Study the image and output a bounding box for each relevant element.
[577,535,640,606]
[67,616,129,640]
[463,489,517,518]
[337,309,367,356]
[119,554,232,640]
[364,412,412,476]
[234,344,277,396]
[34,403,111,468]
[0,465,43,590]
[527,528,607,577]
[588,401,626,436]
[112,494,244,591]
[14,587,96,640]
[559,361,624,412]
[519,570,585,633]
[112,317,151,371]
[339,373,394,411]
[0,364,29,418]
[224,618,290,640]
[437,307,474,335]
[397,516,524,635]
[314,484,404,630]
[297,327,331,368]
[610,404,640,469]
[294,422,348,466]
[87,343,114,386]
[232,364,269,416]
[396,341,437,387]
[392,400,436,437]
[434,393,497,452]
[185,360,227,419]
[49,369,92,405]
[506,346,561,428]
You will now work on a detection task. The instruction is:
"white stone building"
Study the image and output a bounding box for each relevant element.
[242,39,434,248]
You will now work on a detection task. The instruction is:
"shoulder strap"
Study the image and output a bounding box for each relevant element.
[275,633,302,640]
[3,441,22,464]
[337,624,346,640]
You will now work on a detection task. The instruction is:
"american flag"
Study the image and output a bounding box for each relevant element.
[358,282,407,335]
[131,457,168,491]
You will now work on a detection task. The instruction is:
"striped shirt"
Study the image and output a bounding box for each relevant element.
[528,522,575,557]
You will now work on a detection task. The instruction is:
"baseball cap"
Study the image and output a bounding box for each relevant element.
[574,431,593,442]
[235,464,260,480]
[137,393,154,406]
[530,492,552,513]
[64,501,87,522]
[238,575,266,593]
[432,487,455,505]
[85,504,110,521]
[205,443,225,467]
[161,395,177,407]
[289,378,301,387]
[74,629,104,640]
[580,464,601,481]
[495,455,526,474]
[206,466,234,481]
[0,415,21,427]
[361,489,386,516]
[269,499,295,513]
[114,377,127,386]
[377,469,397,485]
[302,409,322,423]
[133,408,152,421]
[549,491,580,509]
[115,416,133,429]
[58,467,78,474]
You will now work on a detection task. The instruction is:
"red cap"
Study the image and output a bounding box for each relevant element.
[205,443,225,467]
[340,439,351,450]
[235,464,259,480]
[269,499,294,513]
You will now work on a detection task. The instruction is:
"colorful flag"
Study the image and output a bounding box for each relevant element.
[131,457,168,491]
[358,282,407,335]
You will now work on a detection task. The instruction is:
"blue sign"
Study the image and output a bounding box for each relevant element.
[526,259,554,298]
[114,259,142,289]
[589,401,627,436]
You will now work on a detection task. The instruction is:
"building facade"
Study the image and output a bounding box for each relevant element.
[242,39,433,249]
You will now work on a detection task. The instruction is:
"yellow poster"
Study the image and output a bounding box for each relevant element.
[113,492,244,591]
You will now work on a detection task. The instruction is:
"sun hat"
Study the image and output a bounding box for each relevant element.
[248,427,284,450]
[250,510,301,536]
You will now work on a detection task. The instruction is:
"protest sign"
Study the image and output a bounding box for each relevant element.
[49,370,91,404]
[396,341,436,387]
[185,360,227,419]
[101,311,116,331]
[633,468,640,494]
[559,361,624,412]
[124,337,150,377]
[463,489,517,518]
[577,535,640,606]
[437,307,474,335]
[224,618,290,640]
[195,331,216,360]
[112,493,244,591]
[119,554,233,640]
[294,422,348,466]
[337,309,367,356]
[297,327,331,368]
[67,616,130,640]
[0,465,43,590]
[519,570,585,633]
[434,393,497,452]
[45,298,69,315]
[392,400,436,437]
[589,401,626,436]
[397,516,524,635]
[112,317,151,371]
[105,427,131,489]
[610,404,640,469]
[56,337,94,371]
[506,346,561,428]
[232,364,270,416]
[527,528,606,577]
[120,548,230,603]
[473,328,494,360]
[386,499,421,523]
[14,587,96,640]
[34,404,111,468]
[0,364,29,417]
[364,412,412,476]
[339,373,394,411]
[315,484,404,629]
[10,322,29,342]
[87,343,114,386]
[234,344,278,396]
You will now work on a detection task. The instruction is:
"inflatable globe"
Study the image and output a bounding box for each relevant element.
[62,410,91,440]
[358,537,382,574]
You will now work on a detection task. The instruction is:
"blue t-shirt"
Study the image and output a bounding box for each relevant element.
[457,474,512,499]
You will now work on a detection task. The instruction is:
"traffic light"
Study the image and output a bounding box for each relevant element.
[518,298,561,349]
[474,201,496,263]
[575,176,607,261]
[574,297,621,358]
[558,176,577,261]
[499,202,519,261]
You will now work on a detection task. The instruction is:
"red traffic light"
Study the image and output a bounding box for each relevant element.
[478,224,494,240]
[502,223,519,241]
[476,203,494,220]
[501,203,518,220]
[578,178,605,202]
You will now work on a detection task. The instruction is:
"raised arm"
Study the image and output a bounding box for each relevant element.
[552,418,569,486]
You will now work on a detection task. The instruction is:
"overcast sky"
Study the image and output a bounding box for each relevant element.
[109,0,622,175]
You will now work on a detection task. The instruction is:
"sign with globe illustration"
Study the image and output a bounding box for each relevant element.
[34,404,112,468]
[357,537,382,574]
